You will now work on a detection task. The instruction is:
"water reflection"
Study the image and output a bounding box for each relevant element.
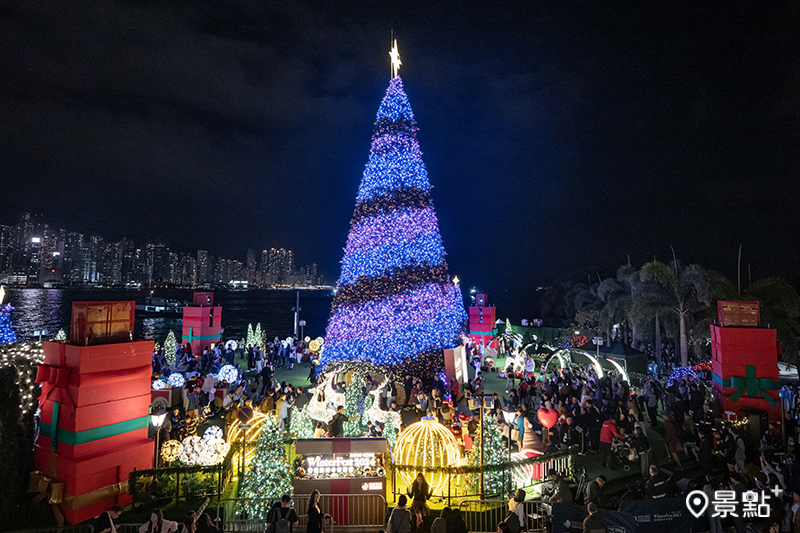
[3,288,333,344]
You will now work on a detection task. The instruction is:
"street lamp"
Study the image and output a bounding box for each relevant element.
[150,407,167,468]
[502,408,517,494]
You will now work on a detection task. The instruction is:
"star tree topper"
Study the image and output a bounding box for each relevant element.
[389,39,402,78]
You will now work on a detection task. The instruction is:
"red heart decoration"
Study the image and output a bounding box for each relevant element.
[537,408,559,429]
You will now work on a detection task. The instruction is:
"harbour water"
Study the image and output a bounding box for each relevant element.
[3,287,334,344]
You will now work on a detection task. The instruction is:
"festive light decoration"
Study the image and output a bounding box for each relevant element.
[383,413,398,453]
[218,364,237,384]
[394,417,460,494]
[203,425,223,441]
[468,419,505,495]
[228,409,270,465]
[0,341,44,416]
[54,329,67,341]
[240,415,293,519]
[179,436,206,465]
[161,440,182,462]
[254,323,265,351]
[309,339,321,353]
[344,372,365,436]
[152,379,169,390]
[164,330,177,364]
[246,324,256,348]
[291,407,314,439]
[668,366,698,387]
[0,301,17,344]
[321,76,466,377]
[167,373,185,388]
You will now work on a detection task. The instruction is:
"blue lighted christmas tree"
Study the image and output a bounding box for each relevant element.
[0,303,16,344]
[321,69,466,378]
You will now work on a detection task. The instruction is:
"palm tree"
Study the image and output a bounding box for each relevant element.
[638,260,711,367]
[744,277,800,369]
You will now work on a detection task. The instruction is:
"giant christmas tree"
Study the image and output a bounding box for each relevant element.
[321,58,466,378]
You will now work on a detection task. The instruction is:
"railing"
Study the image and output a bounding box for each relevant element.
[218,494,386,531]
[9,526,95,533]
[458,500,547,533]
[391,450,574,503]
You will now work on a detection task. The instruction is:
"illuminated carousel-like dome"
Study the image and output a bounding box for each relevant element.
[394,416,460,493]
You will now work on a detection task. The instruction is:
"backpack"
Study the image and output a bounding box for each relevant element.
[501,511,521,533]
[267,507,290,533]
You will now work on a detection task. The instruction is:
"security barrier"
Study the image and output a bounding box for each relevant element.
[458,499,548,533]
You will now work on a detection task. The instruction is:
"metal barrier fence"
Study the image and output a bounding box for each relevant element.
[10,526,95,533]
[218,494,386,531]
[458,500,548,533]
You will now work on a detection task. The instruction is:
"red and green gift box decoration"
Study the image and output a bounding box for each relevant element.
[711,321,781,420]
[182,292,221,355]
[32,302,155,525]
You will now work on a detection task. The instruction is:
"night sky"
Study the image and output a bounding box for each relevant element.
[2,2,800,315]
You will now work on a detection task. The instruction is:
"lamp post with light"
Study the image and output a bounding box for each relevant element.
[150,407,167,468]
[502,408,517,494]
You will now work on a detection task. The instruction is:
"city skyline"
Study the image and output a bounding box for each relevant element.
[0,211,327,288]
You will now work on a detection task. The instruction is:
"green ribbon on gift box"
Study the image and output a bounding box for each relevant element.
[40,415,149,446]
[184,326,219,343]
[715,365,779,407]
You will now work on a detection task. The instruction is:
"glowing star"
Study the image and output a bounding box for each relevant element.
[452,276,460,285]
[390,39,402,78]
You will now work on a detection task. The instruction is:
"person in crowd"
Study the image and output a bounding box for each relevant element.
[645,465,669,499]
[328,405,358,437]
[387,494,411,533]
[599,417,622,469]
[631,426,651,480]
[139,509,179,533]
[306,489,331,533]
[410,473,432,523]
[544,468,573,505]
[582,502,607,533]
[266,494,298,533]
[430,507,450,533]
[585,475,606,508]
[96,504,123,533]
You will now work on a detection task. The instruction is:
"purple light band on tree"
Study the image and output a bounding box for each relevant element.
[322,282,465,366]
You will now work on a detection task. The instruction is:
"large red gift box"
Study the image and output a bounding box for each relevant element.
[711,323,780,419]
[34,305,154,525]
[181,305,222,355]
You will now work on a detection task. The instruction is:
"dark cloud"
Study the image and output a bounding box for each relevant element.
[2,2,800,316]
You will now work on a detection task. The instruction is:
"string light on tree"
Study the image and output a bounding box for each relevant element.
[241,415,293,519]
[164,331,177,364]
[320,53,467,379]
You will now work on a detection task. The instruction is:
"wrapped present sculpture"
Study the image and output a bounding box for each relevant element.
[33,301,153,524]
[711,301,781,420]
[181,291,221,356]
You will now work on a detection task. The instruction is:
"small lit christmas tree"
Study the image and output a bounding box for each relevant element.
[241,416,293,518]
[468,420,505,496]
[0,303,17,344]
[164,331,177,365]
[254,323,266,351]
[246,324,257,348]
[54,329,67,341]
[383,414,398,451]
[343,372,365,437]
[291,407,314,439]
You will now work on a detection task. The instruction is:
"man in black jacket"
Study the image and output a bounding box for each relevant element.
[645,465,669,499]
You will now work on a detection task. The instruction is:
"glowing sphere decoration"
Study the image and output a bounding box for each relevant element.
[218,364,237,384]
[394,417,460,493]
[309,339,321,353]
[179,436,206,465]
[167,373,185,388]
[225,340,238,351]
[160,440,182,462]
[203,426,223,441]
[152,379,169,390]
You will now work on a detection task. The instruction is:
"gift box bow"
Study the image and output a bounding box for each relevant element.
[35,364,75,415]
[728,365,779,407]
